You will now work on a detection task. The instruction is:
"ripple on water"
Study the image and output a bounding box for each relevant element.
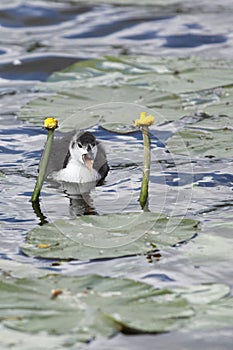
[0,3,88,28]
[0,3,233,347]
[162,33,227,48]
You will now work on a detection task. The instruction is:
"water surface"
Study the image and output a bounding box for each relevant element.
[0,1,233,349]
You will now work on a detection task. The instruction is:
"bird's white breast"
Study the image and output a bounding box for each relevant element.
[50,160,100,183]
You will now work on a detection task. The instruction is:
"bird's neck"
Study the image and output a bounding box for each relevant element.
[57,158,99,183]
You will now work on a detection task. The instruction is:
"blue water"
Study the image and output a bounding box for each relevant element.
[0,1,233,349]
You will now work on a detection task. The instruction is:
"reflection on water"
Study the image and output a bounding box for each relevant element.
[59,181,97,216]
[33,181,97,223]
[0,1,233,349]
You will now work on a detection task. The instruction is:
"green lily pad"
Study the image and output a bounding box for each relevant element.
[48,56,233,94]
[100,122,139,134]
[190,297,233,330]
[21,213,198,260]
[1,273,232,344]
[0,274,193,341]
[18,56,233,132]
[166,128,233,159]
[181,83,233,124]
[173,283,230,305]
[173,283,233,330]
[0,260,48,279]
[184,209,233,263]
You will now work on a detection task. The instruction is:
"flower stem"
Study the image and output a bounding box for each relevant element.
[139,126,151,210]
[31,129,54,203]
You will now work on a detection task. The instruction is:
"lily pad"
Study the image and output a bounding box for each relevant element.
[173,283,230,305]
[184,209,233,263]
[189,297,233,330]
[0,274,193,341]
[166,128,233,159]
[0,260,48,279]
[18,56,233,132]
[173,283,233,330]
[1,273,232,344]
[21,212,198,260]
[100,122,139,134]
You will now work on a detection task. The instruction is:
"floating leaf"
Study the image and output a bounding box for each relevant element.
[21,213,198,260]
[1,273,232,344]
[183,209,233,263]
[18,56,233,132]
[167,128,233,159]
[100,122,139,134]
[0,274,193,341]
[173,283,230,305]
[173,283,233,330]
[0,259,48,279]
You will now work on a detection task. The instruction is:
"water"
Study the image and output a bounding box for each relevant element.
[0,1,233,349]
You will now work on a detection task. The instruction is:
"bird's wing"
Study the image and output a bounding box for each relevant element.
[94,141,109,181]
[39,131,76,177]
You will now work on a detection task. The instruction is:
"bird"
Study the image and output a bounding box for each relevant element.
[43,130,109,184]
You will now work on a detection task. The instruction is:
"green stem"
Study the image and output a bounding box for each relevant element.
[31,129,54,202]
[139,126,151,210]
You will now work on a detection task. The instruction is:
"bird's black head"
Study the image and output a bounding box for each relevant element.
[74,132,96,150]
[68,131,98,171]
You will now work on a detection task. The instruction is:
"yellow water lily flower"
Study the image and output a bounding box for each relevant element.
[134,112,155,127]
[44,117,58,130]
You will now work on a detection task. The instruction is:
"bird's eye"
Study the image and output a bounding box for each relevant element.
[78,143,82,148]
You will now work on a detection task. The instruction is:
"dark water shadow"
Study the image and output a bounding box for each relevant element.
[32,200,48,226]
[0,56,79,81]
[62,181,98,216]
[162,33,227,48]
[0,3,90,28]
[32,180,99,225]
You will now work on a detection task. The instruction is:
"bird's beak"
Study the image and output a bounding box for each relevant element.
[82,154,94,172]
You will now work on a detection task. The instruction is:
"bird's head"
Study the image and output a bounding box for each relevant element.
[69,132,97,172]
